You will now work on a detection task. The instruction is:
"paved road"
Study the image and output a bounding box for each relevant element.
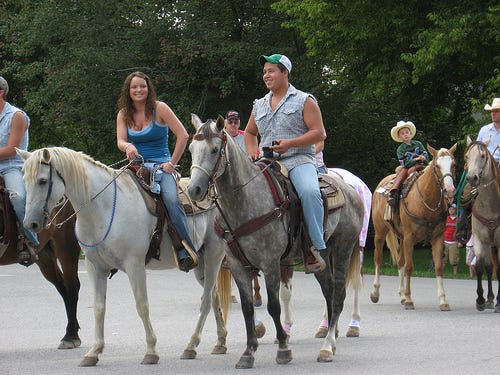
[1,260,499,374]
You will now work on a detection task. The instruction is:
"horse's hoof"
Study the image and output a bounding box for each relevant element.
[181,349,197,359]
[276,348,292,364]
[79,356,98,367]
[439,303,451,311]
[317,349,334,362]
[346,326,360,337]
[370,293,379,303]
[253,297,262,307]
[255,321,266,339]
[141,354,159,365]
[58,338,81,349]
[315,327,328,338]
[211,344,227,355]
[476,303,486,311]
[235,355,254,369]
[494,306,500,313]
[485,301,494,309]
[404,302,415,310]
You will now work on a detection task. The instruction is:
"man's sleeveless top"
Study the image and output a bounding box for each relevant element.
[0,102,30,170]
[127,109,171,163]
[253,84,315,170]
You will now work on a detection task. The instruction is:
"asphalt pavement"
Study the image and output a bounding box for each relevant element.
[0,260,499,374]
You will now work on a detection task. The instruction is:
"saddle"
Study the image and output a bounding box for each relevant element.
[0,176,35,264]
[214,158,345,271]
[126,164,200,266]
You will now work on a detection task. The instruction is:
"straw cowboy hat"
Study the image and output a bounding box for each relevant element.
[484,97,500,111]
[391,120,416,142]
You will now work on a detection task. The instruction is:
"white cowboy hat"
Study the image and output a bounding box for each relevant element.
[391,120,416,142]
[484,97,500,111]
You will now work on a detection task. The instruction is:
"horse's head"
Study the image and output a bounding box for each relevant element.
[187,114,227,201]
[465,136,497,187]
[17,147,71,232]
[428,143,457,202]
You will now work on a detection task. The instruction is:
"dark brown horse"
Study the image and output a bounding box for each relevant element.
[0,193,81,349]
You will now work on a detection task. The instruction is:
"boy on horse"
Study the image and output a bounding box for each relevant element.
[388,120,430,207]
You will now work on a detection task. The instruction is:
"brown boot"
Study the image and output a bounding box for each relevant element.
[304,247,326,274]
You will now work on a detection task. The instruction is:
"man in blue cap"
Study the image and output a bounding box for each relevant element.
[244,54,327,273]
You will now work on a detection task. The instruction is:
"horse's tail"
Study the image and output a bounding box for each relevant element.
[346,244,361,291]
[217,267,232,324]
[386,231,400,265]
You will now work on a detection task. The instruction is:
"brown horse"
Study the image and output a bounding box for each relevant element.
[464,138,500,311]
[370,144,457,310]
[0,195,81,349]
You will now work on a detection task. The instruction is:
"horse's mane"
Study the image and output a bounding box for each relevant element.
[466,141,499,182]
[24,147,114,200]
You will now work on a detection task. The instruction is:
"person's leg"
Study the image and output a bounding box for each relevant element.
[2,167,39,245]
[289,163,325,273]
[2,167,39,266]
[160,172,198,271]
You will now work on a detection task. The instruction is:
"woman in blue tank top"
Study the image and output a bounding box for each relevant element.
[116,71,198,272]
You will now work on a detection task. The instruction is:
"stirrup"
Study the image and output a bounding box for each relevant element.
[174,240,199,272]
[305,247,326,274]
[18,243,38,267]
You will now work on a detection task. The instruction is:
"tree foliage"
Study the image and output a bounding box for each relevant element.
[1,0,498,188]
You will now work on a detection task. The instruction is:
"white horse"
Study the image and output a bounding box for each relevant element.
[18,147,231,366]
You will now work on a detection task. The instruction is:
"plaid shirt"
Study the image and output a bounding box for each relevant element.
[252,84,315,170]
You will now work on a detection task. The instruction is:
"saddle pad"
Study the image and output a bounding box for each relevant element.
[318,174,345,210]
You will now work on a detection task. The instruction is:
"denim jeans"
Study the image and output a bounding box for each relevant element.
[289,163,326,250]
[159,171,197,255]
[1,166,39,246]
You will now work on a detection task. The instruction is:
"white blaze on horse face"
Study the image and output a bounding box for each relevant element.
[465,145,488,187]
[436,154,455,198]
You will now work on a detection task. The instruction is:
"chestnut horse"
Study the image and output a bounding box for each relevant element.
[464,138,500,311]
[0,193,81,349]
[370,144,457,310]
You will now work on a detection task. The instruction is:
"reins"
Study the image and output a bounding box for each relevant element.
[44,158,135,229]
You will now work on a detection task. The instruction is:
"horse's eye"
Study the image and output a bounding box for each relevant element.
[38,178,47,185]
[211,146,219,154]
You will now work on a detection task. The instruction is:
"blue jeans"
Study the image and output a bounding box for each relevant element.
[289,163,326,250]
[159,171,197,257]
[1,166,39,246]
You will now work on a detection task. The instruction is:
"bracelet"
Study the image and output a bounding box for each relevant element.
[124,143,132,152]
[167,161,175,168]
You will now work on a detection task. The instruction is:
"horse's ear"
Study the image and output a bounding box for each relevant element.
[466,135,473,146]
[216,115,225,132]
[16,148,31,160]
[191,113,203,131]
[449,143,457,155]
[427,144,437,158]
[42,148,51,164]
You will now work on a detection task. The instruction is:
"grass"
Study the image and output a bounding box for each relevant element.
[361,247,473,279]
[295,247,473,280]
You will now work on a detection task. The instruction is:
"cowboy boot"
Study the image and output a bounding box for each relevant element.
[388,169,408,207]
[304,247,326,274]
[177,239,199,272]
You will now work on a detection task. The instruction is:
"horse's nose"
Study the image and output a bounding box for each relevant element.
[466,175,479,187]
[25,220,40,233]
[187,184,204,202]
